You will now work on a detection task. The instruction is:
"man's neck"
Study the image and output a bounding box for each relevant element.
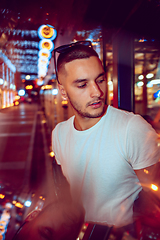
[74,116,101,131]
[73,106,108,131]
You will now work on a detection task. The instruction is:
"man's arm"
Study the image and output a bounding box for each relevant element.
[52,157,72,203]
[134,162,160,228]
[134,161,160,196]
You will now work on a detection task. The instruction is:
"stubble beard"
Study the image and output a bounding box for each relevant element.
[67,95,106,119]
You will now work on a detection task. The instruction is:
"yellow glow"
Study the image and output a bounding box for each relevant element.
[15,96,20,100]
[41,120,46,124]
[62,100,68,105]
[45,85,52,89]
[42,41,51,50]
[39,196,43,199]
[41,85,52,90]
[14,101,19,106]
[41,25,54,39]
[26,85,33,90]
[144,169,149,174]
[108,81,113,85]
[0,194,5,199]
[49,151,55,157]
[15,202,23,208]
[151,184,158,191]
[12,200,17,205]
[26,75,30,80]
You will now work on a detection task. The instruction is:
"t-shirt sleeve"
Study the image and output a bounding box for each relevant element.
[52,126,61,165]
[126,115,160,170]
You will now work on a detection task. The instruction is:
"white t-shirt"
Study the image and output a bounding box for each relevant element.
[52,106,160,227]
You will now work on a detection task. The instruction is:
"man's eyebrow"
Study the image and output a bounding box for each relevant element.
[72,79,87,84]
[72,72,105,84]
[95,72,105,80]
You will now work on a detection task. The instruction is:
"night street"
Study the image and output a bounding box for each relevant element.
[0,102,57,239]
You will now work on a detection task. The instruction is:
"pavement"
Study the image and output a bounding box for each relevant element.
[0,102,57,239]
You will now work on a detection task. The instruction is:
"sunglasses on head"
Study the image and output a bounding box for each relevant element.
[53,40,92,84]
[12,209,41,240]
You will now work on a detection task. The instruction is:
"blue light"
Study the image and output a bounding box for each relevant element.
[24,200,32,207]
[0,78,4,85]
[38,25,57,40]
[39,39,54,51]
[18,89,25,96]
[52,89,58,95]
[153,90,160,98]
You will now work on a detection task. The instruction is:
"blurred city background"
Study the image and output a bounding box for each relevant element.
[0,0,160,239]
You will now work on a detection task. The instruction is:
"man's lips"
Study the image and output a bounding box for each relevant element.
[90,101,101,105]
[87,99,103,108]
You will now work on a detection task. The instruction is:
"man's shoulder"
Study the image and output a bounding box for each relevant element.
[108,106,135,120]
[53,115,74,133]
[108,106,145,129]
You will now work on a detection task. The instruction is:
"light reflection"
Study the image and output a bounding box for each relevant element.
[144,169,149,174]
[15,202,23,208]
[151,184,158,191]
[49,151,55,157]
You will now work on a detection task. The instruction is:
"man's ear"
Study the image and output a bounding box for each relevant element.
[58,84,68,100]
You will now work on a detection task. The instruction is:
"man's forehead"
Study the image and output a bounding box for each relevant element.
[58,56,103,85]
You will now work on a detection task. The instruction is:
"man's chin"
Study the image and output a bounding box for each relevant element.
[83,108,106,119]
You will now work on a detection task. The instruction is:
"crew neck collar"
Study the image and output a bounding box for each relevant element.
[72,105,110,134]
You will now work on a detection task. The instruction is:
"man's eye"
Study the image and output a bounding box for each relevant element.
[77,83,87,88]
[97,79,105,83]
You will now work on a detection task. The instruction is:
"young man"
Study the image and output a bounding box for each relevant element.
[52,41,160,230]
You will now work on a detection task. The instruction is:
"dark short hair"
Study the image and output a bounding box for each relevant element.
[57,45,99,74]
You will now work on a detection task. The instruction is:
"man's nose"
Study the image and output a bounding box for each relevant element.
[90,83,101,98]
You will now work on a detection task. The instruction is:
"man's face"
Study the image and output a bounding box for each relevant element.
[58,56,107,120]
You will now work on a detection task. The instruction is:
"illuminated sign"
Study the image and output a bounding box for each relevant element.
[39,49,51,59]
[39,39,54,51]
[38,24,57,78]
[38,25,57,40]
[38,58,49,66]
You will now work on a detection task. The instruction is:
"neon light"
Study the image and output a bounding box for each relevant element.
[18,89,25,96]
[149,79,160,85]
[146,73,154,79]
[138,75,144,80]
[38,24,57,40]
[0,52,16,72]
[0,78,4,85]
[137,81,144,87]
[39,39,54,51]
[52,89,58,95]
[39,49,51,59]
[24,200,32,207]
[151,184,158,191]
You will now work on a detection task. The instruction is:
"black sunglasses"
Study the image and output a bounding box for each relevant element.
[53,41,92,84]
[12,209,42,239]
[12,221,27,240]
